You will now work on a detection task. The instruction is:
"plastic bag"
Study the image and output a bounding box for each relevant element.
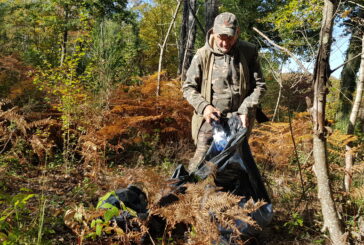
[211,120,231,152]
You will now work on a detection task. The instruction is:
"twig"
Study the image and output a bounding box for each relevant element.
[253,27,311,74]
[262,52,284,122]
[331,86,353,105]
[299,27,316,59]
[0,132,13,154]
[147,231,156,245]
[287,98,306,199]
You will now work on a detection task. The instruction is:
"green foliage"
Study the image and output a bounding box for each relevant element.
[284,212,304,234]
[139,0,179,75]
[96,191,116,209]
[0,0,132,67]
[82,191,140,240]
[33,30,92,167]
[0,190,37,244]
[97,191,137,217]
[87,19,141,98]
[326,77,341,122]
[260,0,323,57]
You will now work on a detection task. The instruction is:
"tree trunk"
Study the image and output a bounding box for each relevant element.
[205,0,219,31]
[312,0,345,244]
[345,33,364,192]
[337,9,363,121]
[180,0,197,81]
[178,0,189,75]
[60,6,69,66]
[157,0,181,96]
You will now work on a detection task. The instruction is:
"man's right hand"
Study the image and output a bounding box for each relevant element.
[203,105,221,124]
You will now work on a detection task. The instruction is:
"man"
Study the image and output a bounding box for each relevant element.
[183,12,266,172]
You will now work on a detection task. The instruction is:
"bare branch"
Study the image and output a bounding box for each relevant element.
[330,52,364,74]
[157,0,182,96]
[253,27,311,74]
[349,0,364,9]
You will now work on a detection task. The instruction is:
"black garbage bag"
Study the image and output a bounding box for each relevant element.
[99,185,179,241]
[95,115,272,242]
[101,185,148,214]
[98,185,149,233]
[172,115,273,236]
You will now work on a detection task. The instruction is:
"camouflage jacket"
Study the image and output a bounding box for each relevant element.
[182,30,266,143]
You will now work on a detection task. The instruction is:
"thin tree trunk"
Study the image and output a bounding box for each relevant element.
[205,0,219,31]
[312,1,345,244]
[178,0,189,75]
[60,30,68,66]
[181,0,197,81]
[337,8,363,121]
[265,57,283,122]
[157,0,181,96]
[345,33,364,192]
[60,7,69,66]
[272,82,282,122]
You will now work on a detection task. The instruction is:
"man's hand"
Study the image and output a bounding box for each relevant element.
[239,114,249,128]
[203,105,221,124]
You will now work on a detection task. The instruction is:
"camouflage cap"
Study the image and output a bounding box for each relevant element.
[213,12,238,36]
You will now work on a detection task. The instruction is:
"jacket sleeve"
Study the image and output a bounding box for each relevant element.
[238,47,266,115]
[182,52,210,115]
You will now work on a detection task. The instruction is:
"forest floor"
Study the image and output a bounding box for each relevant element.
[0,128,334,245]
[0,70,362,244]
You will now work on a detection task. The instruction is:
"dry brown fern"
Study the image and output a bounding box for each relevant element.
[0,101,59,163]
[150,177,263,244]
[352,161,364,174]
[0,106,29,135]
[351,186,364,202]
[64,203,149,244]
[250,114,312,167]
[79,73,193,169]
[64,164,265,244]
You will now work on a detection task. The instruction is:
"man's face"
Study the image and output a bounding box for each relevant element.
[214,33,238,53]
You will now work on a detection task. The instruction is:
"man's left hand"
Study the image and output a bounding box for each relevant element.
[239,114,249,128]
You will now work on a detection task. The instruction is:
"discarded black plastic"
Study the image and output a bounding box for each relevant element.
[172,115,273,236]
[99,116,272,242]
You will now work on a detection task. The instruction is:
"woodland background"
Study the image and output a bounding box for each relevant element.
[0,0,363,244]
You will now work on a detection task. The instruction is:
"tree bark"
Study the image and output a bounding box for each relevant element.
[157,0,181,96]
[345,33,364,192]
[312,1,346,244]
[337,9,363,121]
[180,0,197,81]
[178,0,189,75]
[205,0,219,31]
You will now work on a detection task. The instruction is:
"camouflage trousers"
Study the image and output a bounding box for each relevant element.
[188,115,255,173]
[188,121,213,172]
